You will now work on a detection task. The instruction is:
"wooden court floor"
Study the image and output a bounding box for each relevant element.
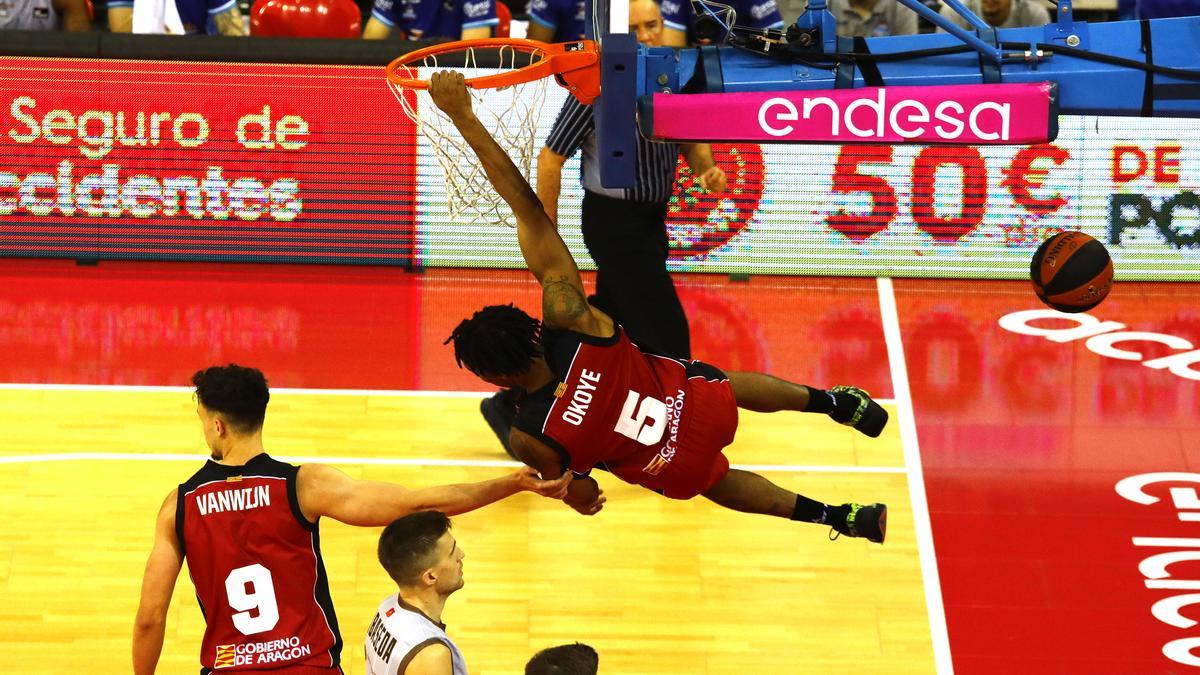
[0,389,931,674]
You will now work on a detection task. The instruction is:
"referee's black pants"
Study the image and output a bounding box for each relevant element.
[580,190,691,360]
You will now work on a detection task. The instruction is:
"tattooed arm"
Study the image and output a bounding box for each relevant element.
[428,71,613,336]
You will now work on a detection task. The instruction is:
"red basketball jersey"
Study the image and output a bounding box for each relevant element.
[515,326,736,491]
[177,454,342,673]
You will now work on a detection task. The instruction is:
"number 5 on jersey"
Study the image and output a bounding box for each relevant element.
[614,390,667,445]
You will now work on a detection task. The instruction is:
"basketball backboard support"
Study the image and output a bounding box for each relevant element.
[587,0,638,189]
[628,0,1200,149]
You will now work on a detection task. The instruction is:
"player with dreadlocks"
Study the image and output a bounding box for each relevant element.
[445,305,545,378]
[432,71,888,542]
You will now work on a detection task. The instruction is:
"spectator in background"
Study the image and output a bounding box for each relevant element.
[526,643,600,675]
[362,0,496,39]
[661,0,784,46]
[825,0,916,36]
[938,0,1050,29]
[775,0,802,26]
[776,0,917,36]
[1132,0,1196,17]
[525,0,585,42]
[0,0,91,30]
[108,0,246,34]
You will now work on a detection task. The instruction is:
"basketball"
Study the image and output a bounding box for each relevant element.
[1030,231,1114,313]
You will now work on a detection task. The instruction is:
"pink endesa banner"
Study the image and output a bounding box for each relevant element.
[643,82,1058,145]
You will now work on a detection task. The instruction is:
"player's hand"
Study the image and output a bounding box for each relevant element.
[698,165,726,193]
[568,491,606,516]
[513,467,572,499]
[428,71,474,121]
[565,486,606,516]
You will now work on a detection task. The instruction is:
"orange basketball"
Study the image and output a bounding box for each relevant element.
[1030,231,1114,313]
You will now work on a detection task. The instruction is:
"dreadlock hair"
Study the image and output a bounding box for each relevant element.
[445,304,543,377]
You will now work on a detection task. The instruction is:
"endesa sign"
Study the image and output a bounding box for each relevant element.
[0,57,416,265]
[642,83,1059,145]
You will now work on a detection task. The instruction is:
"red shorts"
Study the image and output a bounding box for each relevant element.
[609,377,738,500]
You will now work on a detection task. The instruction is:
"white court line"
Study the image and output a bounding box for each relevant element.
[0,383,496,397]
[877,277,954,675]
[0,451,907,473]
[0,382,897,405]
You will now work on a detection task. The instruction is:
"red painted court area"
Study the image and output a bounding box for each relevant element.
[4,259,1200,673]
[899,279,1200,674]
[0,259,892,395]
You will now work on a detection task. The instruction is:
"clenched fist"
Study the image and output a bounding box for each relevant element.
[428,70,474,121]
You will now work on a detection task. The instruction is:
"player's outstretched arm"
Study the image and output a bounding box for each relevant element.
[510,429,605,516]
[133,491,184,675]
[296,464,571,527]
[427,71,611,335]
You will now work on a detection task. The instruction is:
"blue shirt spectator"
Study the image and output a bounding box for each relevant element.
[177,0,234,33]
[108,0,243,34]
[661,0,784,45]
[525,0,586,43]
[363,0,497,39]
[937,0,1048,30]
[825,0,917,37]
[1135,0,1196,18]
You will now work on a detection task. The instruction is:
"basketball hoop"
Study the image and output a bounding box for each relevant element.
[386,39,600,226]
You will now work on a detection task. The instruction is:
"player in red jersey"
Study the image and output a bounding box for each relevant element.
[132,364,570,675]
[430,71,888,543]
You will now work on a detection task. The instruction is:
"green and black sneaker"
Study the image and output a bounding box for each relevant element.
[829,385,889,438]
[829,502,887,544]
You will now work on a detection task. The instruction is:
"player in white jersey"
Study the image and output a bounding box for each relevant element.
[365,511,468,675]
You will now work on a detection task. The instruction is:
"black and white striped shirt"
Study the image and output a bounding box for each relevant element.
[545,95,681,204]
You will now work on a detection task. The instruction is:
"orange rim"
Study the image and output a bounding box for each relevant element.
[385,38,600,101]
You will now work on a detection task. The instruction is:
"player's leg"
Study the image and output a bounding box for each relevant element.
[726,371,888,438]
[668,374,884,541]
[580,192,690,359]
[701,468,887,543]
[479,388,519,459]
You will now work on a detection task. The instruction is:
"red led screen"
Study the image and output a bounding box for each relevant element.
[0,57,416,265]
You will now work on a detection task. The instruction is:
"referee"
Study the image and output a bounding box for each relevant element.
[479,0,726,455]
[539,0,725,358]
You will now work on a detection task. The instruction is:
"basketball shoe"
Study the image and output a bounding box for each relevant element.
[829,502,888,544]
[480,389,519,460]
[829,385,888,438]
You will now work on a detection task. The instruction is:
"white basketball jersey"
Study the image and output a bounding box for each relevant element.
[364,593,467,675]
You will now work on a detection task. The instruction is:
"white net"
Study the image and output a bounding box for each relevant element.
[388,46,552,227]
